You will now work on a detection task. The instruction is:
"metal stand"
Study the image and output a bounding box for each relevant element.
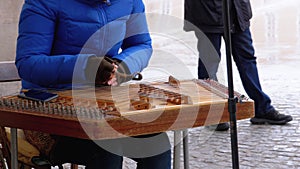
[173,131,181,169]
[182,130,189,169]
[223,0,239,168]
[10,128,18,169]
[173,130,190,169]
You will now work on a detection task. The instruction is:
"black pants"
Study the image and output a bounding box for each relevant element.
[50,133,171,169]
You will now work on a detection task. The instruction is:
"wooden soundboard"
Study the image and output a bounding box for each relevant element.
[0,77,254,140]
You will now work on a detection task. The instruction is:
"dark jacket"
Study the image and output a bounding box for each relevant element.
[184,0,252,33]
[16,0,152,89]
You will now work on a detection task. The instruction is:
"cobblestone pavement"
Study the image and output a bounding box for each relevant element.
[64,115,300,169]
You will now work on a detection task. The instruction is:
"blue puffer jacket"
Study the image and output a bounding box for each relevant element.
[16,0,152,89]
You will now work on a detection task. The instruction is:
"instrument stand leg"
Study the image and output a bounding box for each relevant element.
[173,130,181,169]
[10,128,18,169]
[223,0,240,168]
[183,130,190,169]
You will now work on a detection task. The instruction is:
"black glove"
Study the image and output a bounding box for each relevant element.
[85,56,116,85]
[114,60,130,84]
[113,59,142,85]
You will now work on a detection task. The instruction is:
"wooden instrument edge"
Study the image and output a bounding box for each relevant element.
[0,100,254,140]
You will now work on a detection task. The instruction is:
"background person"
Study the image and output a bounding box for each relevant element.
[184,0,293,131]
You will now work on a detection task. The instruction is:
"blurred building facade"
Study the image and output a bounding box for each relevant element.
[0,0,300,62]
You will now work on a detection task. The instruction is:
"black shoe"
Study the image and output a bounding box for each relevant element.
[216,122,230,131]
[250,109,293,125]
[206,122,230,131]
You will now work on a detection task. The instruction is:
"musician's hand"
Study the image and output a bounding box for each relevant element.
[85,56,118,85]
[113,60,135,85]
[107,76,118,86]
[105,64,134,86]
[115,71,135,85]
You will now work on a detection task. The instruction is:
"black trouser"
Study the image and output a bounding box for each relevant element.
[50,133,171,169]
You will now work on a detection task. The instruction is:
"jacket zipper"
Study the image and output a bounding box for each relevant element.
[98,4,108,54]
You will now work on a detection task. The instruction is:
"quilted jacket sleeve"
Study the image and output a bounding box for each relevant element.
[15,0,89,87]
[112,0,153,74]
